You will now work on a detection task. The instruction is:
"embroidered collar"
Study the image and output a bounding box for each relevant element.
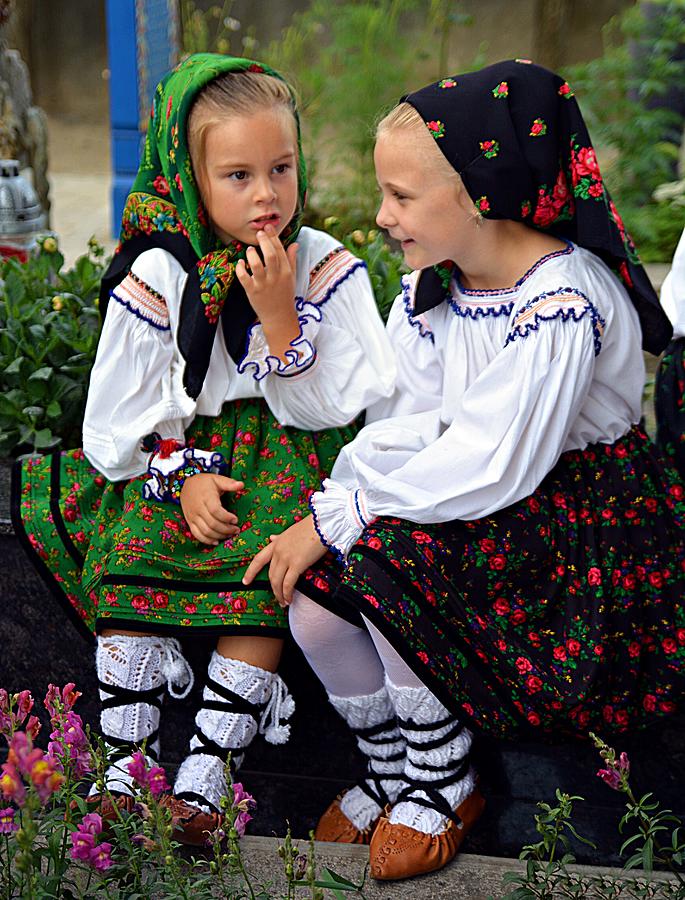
[414,241,574,315]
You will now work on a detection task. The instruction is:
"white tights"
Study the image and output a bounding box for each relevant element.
[288,591,425,695]
[289,591,475,836]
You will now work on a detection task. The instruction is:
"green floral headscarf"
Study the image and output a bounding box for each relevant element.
[100,53,307,398]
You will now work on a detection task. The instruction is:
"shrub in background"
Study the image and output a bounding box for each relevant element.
[0,237,106,458]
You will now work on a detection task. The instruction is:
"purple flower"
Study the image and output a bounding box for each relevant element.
[48,709,92,778]
[0,807,18,834]
[0,762,26,807]
[70,830,96,860]
[44,683,81,718]
[80,813,103,835]
[231,782,255,837]
[597,767,621,790]
[147,766,170,797]
[127,751,149,788]
[61,712,87,747]
[89,841,113,871]
[617,751,630,775]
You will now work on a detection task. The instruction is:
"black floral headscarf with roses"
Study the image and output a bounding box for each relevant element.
[99,53,307,398]
[403,59,671,355]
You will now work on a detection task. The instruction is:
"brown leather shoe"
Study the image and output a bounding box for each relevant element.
[314,792,381,845]
[369,787,486,880]
[160,795,224,847]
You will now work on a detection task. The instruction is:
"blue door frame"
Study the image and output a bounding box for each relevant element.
[105,0,180,237]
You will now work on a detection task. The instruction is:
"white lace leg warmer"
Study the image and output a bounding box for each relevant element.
[93,634,193,796]
[328,687,408,832]
[174,652,295,813]
[386,677,475,837]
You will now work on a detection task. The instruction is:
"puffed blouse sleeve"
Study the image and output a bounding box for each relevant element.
[311,288,604,559]
[236,244,396,429]
[660,226,685,339]
[82,249,195,481]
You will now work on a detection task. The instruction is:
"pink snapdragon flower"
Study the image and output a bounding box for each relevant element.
[231,782,255,838]
[44,683,81,718]
[0,807,18,833]
[70,829,97,860]
[48,710,92,778]
[127,751,170,797]
[70,813,112,869]
[147,766,170,797]
[597,750,630,791]
[0,690,41,741]
[1,732,64,805]
[90,842,114,871]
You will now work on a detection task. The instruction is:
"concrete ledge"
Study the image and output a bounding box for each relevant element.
[233,838,681,899]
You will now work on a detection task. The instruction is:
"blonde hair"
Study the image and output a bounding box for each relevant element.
[376,101,425,137]
[376,101,462,188]
[188,71,298,178]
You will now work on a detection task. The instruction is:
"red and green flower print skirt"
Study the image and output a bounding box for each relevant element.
[300,426,685,741]
[12,399,354,639]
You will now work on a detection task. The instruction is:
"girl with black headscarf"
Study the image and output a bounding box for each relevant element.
[244,60,685,881]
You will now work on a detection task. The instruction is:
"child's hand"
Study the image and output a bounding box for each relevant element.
[235,225,300,360]
[180,473,244,546]
[242,515,327,606]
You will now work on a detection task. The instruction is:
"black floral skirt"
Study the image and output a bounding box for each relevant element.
[300,426,685,740]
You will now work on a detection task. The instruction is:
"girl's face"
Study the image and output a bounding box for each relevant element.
[198,108,299,246]
[374,129,475,270]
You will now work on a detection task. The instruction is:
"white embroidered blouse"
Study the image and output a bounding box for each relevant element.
[310,243,646,559]
[660,226,685,339]
[82,227,396,481]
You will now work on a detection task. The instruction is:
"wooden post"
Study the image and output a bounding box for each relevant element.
[105,0,180,237]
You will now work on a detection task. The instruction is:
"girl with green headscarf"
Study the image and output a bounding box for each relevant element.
[13,53,395,843]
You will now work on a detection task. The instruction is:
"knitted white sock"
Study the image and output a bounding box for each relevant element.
[386,678,475,837]
[92,634,193,796]
[174,652,294,813]
[329,687,408,832]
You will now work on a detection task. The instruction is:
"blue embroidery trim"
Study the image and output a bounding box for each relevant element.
[448,296,515,320]
[237,315,317,382]
[455,241,574,297]
[276,350,318,379]
[353,489,368,529]
[110,289,170,332]
[503,287,605,356]
[401,276,435,342]
[237,255,367,380]
[309,495,345,564]
[297,258,367,314]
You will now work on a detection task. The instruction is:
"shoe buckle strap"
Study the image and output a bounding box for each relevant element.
[353,717,399,741]
[98,680,165,709]
[104,732,160,763]
[403,719,464,751]
[189,731,245,767]
[397,788,465,829]
[402,757,470,793]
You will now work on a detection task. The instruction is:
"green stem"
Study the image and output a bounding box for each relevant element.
[231,836,257,900]
[624,786,685,887]
[3,834,13,900]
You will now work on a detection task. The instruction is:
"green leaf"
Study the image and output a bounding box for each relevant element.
[321,867,362,888]
[4,355,25,374]
[22,405,44,419]
[28,365,54,381]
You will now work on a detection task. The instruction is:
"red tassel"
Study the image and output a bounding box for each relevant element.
[156,438,182,459]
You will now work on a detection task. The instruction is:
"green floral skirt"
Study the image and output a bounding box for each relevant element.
[12,399,354,639]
